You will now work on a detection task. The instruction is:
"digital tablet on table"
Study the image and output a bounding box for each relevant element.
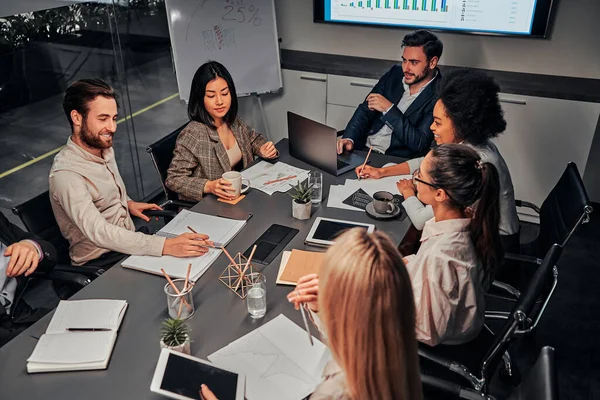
[305,217,375,247]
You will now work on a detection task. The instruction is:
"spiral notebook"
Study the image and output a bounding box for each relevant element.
[27,299,128,373]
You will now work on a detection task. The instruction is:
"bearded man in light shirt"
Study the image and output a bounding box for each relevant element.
[50,79,210,268]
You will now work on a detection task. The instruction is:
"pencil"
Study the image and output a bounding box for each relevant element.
[358,146,373,181]
[264,175,297,185]
[187,226,197,234]
[160,268,192,312]
[297,293,314,346]
[235,245,257,291]
[222,247,242,274]
[178,263,192,318]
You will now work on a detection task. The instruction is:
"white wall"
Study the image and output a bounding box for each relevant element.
[275,0,600,79]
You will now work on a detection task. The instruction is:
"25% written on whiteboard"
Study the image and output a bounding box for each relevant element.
[223,0,261,26]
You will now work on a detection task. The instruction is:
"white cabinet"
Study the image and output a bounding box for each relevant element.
[326,74,377,130]
[494,94,600,218]
[260,69,327,143]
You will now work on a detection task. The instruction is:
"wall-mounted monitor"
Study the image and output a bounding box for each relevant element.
[314,0,554,38]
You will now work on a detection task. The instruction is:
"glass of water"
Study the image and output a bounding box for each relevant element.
[308,171,323,205]
[246,273,267,319]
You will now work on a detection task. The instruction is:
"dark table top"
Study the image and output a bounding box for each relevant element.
[0,140,410,400]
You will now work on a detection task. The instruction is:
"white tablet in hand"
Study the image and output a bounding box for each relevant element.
[150,348,244,400]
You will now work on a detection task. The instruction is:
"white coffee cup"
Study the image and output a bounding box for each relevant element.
[222,171,250,198]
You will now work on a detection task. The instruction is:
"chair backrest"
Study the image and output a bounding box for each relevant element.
[479,244,563,388]
[146,122,189,201]
[537,162,592,257]
[508,346,558,400]
[12,191,71,264]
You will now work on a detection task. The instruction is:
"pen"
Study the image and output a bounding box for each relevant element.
[67,328,112,332]
[358,146,373,181]
[297,293,314,346]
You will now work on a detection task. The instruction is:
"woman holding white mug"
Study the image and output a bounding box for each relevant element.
[166,61,278,202]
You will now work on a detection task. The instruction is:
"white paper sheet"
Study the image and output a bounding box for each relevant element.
[209,315,329,400]
[326,185,363,211]
[242,161,310,195]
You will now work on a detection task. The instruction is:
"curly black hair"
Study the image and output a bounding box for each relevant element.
[437,68,507,145]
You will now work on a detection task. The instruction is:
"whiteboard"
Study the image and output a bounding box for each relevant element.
[165,0,282,101]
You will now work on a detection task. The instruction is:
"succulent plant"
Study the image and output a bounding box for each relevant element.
[160,318,189,347]
[288,180,314,204]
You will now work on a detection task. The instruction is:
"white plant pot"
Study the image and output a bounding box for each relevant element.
[292,200,312,220]
[160,335,191,355]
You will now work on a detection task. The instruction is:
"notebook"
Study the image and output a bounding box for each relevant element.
[27,299,128,373]
[276,250,324,285]
[121,210,246,281]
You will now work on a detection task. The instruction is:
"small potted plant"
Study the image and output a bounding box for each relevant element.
[289,180,313,220]
[159,318,191,354]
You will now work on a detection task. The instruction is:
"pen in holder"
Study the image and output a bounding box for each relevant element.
[218,246,259,299]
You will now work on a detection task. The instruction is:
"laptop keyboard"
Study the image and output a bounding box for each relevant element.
[337,159,350,170]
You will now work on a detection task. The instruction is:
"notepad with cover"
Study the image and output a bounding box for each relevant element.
[121,210,246,281]
[276,250,324,285]
[27,299,128,373]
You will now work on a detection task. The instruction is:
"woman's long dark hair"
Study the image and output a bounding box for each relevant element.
[428,144,503,281]
[188,61,238,128]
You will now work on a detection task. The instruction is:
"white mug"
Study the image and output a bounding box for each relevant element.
[222,171,250,198]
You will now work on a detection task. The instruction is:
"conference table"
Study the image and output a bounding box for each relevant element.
[0,139,411,399]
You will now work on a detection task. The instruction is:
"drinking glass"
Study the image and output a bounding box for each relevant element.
[246,273,267,318]
[308,171,323,205]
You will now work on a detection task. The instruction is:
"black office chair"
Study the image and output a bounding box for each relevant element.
[12,191,103,280]
[419,244,562,395]
[146,122,195,210]
[491,162,592,300]
[421,346,558,400]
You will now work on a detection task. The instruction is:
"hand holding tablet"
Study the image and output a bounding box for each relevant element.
[151,349,244,400]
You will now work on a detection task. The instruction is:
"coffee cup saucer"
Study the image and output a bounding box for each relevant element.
[365,201,402,220]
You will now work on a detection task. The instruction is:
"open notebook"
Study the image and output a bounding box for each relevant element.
[122,210,246,281]
[27,299,128,373]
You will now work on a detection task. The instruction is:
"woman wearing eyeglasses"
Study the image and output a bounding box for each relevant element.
[401,143,502,346]
[357,68,519,252]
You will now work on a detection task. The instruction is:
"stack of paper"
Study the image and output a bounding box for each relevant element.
[209,315,330,400]
[242,161,310,195]
[122,210,246,281]
[27,299,128,373]
[327,163,412,212]
[276,250,324,285]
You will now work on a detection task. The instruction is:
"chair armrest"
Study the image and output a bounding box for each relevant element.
[31,269,92,288]
[515,200,541,214]
[419,347,485,391]
[490,280,521,298]
[505,253,543,265]
[170,200,196,209]
[421,374,492,400]
[143,209,179,219]
[53,264,105,279]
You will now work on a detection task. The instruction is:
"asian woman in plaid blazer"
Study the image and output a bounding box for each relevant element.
[166,62,278,202]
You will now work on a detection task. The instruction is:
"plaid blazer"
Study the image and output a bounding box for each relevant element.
[165,117,268,201]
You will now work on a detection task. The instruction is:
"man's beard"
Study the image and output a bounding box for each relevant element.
[79,120,112,150]
[405,67,431,86]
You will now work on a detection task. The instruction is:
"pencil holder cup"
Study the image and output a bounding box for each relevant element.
[218,252,259,299]
[164,279,195,320]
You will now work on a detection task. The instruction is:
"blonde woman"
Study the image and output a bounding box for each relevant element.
[200,229,422,400]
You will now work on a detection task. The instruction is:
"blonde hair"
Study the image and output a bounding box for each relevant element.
[319,229,423,400]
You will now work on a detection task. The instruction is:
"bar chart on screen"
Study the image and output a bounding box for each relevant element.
[328,0,538,34]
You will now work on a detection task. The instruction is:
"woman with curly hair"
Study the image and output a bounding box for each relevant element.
[357,68,519,251]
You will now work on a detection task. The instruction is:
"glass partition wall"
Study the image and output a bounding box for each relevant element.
[0,0,188,216]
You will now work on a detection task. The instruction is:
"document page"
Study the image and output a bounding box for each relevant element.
[209,315,329,400]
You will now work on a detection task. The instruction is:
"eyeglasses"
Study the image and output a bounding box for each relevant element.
[413,168,458,203]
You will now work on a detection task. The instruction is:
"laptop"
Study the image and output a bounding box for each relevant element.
[287,112,365,176]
